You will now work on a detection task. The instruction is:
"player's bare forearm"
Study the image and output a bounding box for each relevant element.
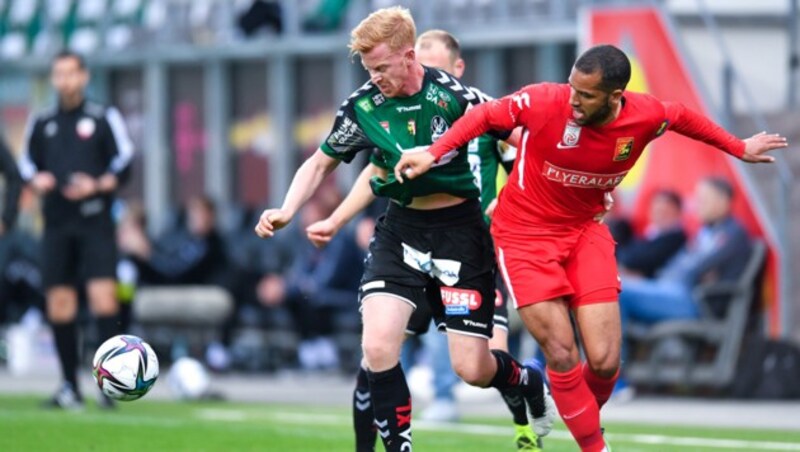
[329,163,380,229]
[280,149,340,218]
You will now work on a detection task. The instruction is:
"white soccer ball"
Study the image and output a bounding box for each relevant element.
[167,357,210,400]
[92,334,159,401]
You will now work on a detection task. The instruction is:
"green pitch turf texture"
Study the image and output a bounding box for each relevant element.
[1,395,799,451]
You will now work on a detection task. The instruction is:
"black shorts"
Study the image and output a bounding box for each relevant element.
[42,215,117,289]
[407,273,509,335]
[359,199,496,339]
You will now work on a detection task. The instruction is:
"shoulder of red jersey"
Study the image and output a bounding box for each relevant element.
[622,91,671,131]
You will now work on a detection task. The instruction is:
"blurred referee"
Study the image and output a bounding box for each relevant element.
[20,50,134,410]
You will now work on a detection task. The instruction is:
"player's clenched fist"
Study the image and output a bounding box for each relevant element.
[254,208,291,238]
[306,218,340,248]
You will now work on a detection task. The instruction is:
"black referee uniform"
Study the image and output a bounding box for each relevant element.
[20,100,134,287]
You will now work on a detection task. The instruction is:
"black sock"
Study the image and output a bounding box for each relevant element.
[490,350,544,418]
[52,321,80,397]
[96,314,121,342]
[353,366,377,452]
[368,364,412,452]
[498,386,529,425]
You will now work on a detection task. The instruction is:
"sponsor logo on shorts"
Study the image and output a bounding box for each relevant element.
[542,161,628,189]
[441,287,482,316]
[402,243,462,285]
[462,319,488,329]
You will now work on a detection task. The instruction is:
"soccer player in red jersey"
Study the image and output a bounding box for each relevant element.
[393,44,788,452]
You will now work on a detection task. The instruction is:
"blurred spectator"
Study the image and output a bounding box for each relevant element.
[120,195,241,370]
[259,199,364,371]
[238,0,283,36]
[303,0,351,32]
[619,178,752,325]
[0,189,43,327]
[618,190,686,278]
[0,135,22,239]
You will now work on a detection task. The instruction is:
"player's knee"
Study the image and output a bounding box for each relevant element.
[362,340,400,371]
[452,359,492,387]
[542,344,579,372]
[586,356,620,378]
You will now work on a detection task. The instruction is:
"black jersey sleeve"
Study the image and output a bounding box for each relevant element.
[320,83,379,163]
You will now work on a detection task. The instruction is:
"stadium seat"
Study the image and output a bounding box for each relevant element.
[625,240,767,392]
[132,285,234,361]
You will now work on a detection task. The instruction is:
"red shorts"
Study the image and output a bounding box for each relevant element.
[493,221,620,309]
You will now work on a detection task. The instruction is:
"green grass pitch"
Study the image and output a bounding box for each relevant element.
[1,394,799,451]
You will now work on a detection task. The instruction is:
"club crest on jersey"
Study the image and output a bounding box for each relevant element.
[45,121,58,137]
[380,121,390,133]
[76,117,96,139]
[613,137,634,161]
[559,120,581,148]
[431,115,448,141]
[407,119,416,136]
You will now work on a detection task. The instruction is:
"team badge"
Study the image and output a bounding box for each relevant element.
[356,98,373,113]
[431,115,448,141]
[655,120,669,137]
[560,120,581,148]
[380,121,390,133]
[76,117,96,139]
[407,119,416,136]
[613,137,634,161]
[45,121,58,137]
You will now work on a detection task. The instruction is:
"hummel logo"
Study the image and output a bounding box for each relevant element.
[556,142,579,150]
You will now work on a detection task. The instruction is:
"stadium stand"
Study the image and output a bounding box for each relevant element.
[626,241,767,392]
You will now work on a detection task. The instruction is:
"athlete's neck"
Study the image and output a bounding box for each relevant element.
[596,97,624,127]
[398,63,426,97]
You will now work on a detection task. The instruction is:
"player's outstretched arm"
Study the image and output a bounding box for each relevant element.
[741,131,789,163]
[306,163,381,248]
[254,149,340,238]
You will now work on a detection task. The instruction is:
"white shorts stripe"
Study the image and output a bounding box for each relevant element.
[496,247,519,310]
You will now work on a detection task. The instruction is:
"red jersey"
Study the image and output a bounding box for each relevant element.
[429,83,745,232]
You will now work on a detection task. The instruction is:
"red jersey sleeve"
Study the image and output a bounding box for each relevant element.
[663,102,745,158]
[428,86,535,161]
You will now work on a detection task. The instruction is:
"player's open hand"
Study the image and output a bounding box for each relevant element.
[254,208,291,238]
[394,151,436,183]
[742,131,788,163]
[306,218,340,248]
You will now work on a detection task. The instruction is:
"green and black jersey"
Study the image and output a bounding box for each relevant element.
[467,135,515,223]
[320,66,507,206]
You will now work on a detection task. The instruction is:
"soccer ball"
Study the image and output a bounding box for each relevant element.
[167,357,210,400]
[92,334,159,401]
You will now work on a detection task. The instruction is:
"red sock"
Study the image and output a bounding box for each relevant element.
[582,362,619,410]
[547,364,605,452]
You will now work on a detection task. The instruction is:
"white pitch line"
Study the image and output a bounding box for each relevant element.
[254,411,800,451]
